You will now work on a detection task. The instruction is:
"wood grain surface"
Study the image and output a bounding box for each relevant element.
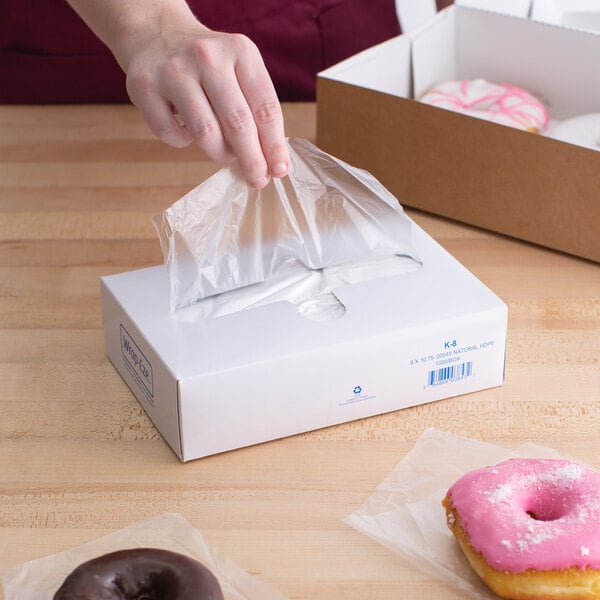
[1,103,599,599]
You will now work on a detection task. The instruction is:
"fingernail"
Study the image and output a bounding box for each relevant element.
[271,162,288,178]
[251,175,270,189]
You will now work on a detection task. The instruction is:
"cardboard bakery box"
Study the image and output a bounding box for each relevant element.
[316,3,600,262]
[101,221,507,462]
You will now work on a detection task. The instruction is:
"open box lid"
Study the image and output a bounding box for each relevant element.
[395,0,531,34]
[453,0,531,17]
[531,0,600,32]
[397,0,600,34]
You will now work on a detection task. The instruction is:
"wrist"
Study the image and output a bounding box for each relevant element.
[106,3,207,71]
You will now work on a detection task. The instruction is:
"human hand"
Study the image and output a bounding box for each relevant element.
[122,23,290,189]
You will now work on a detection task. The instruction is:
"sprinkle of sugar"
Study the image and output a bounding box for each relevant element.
[512,525,561,554]
[529,530,556,545]
[556,463,583,480]
[531,463,583,486]
[582,546,590,557]
[501,540,512,550]
[517,539,528,552]
[487,483,513,504]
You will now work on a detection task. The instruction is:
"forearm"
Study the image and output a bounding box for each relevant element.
[65,0,203,70]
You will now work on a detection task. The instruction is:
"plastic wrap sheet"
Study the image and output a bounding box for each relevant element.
[344,428,580,599]
[174,254,421,322]
[153,137,418,312]
[1,513,287,600]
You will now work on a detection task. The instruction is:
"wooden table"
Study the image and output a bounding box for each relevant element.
[1,103,599,599]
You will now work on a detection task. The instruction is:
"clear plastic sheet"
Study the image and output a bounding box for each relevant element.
[1,513,287,600]
[344,428,579,599]
[153,138,418,312]
[174,254,421,322]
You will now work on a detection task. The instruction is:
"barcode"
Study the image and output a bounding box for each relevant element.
[427,361,473,386]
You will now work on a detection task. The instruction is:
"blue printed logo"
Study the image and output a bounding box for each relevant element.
[353,386,362,395]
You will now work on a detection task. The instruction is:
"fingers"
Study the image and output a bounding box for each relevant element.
[193,33,289,188]
[234,37,290,179]
[126,30,289,188]
[130,87,194,149]
[198,38,269,188]
[128,67,234,162]
[163,76,234,164]
[202,82,269,187]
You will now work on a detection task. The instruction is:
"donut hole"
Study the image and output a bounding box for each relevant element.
[526,508,563,522]
[525,487,578,522]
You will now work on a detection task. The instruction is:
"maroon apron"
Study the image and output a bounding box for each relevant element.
[0,0,450,103]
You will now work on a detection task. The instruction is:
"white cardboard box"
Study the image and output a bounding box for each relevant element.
[101,222,507,461]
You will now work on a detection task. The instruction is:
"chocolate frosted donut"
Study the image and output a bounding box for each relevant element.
[53,548,224,599]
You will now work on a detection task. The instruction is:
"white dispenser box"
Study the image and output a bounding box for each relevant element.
[101,221,507,461]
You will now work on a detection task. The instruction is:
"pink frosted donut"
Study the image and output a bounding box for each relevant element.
[443,458,600,600]
[420,79,549,133]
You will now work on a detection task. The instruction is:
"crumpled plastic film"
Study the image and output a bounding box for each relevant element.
[153,137,418,312]
[1,513,288,600]
[344,428,581,600]
[174,254,421,322]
